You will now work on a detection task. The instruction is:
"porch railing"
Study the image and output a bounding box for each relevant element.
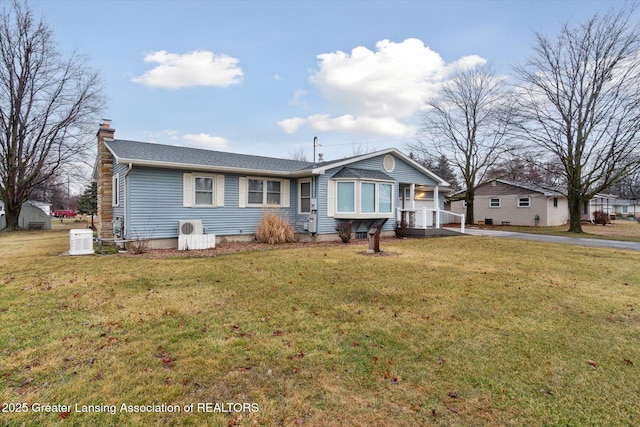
[440,210,465,234]
[396,208,465,233]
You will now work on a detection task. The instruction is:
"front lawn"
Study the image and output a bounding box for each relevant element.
[497,219,640,241]
[1,231,638,426]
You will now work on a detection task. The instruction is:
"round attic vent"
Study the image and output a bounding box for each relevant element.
[383,154,395,172]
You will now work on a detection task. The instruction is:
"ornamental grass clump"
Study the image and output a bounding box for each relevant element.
[256,210,296,244]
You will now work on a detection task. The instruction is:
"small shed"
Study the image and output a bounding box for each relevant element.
[0,201,52,230]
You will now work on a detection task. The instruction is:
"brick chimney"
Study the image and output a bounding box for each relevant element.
[96,122,115,239]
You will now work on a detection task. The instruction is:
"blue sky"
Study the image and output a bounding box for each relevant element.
[29,0,629,164]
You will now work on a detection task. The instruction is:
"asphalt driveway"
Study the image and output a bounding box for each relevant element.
[459,227,640,251]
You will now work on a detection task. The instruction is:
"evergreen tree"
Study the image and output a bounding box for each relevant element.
[77,182,97,229]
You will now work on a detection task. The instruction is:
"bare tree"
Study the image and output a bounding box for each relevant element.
[409,65,513,224]
[607,171,640,200]
[0,0,103,231]
[288,146,308,162]
[514,6,640,233]
[486,152,565,188]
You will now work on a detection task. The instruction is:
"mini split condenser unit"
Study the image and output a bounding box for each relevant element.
[177,220,215,250]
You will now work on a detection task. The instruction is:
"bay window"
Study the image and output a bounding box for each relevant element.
[337,182,355,213]
[332,179,394,218]
[379,183,392,213]
[361,182,376,213]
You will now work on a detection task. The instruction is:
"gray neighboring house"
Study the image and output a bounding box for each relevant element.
[610,198,639,220]
[93,123,457,248]
[447,179,569,227]
[0,200,52,230]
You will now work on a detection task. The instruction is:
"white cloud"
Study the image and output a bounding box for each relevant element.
[183,133,228,149]
[289,89,309,108]
[307,114,413,137]
[132,50,243,89]
[278,117,307,134]
[279,38,486,137]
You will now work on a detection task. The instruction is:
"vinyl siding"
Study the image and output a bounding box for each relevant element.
[112,162,127,224]
[125,166,300,239]
[461,181,570,226]
[121,152,444,239]
[316,153,443,234]
[547,197,570,226]
[475,194,547,226]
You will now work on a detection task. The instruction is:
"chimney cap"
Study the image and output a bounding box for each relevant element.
[100,119,112,128]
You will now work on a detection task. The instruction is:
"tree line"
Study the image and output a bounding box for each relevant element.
[409,5,640,232]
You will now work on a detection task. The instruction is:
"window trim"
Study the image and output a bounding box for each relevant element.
[378,182,393,214]
[489,198,501,208]
[183,172,224,208]
[336,181,356,214]
[243,177,289,208]
[194,175,215,207]
[518,197,531,208]
[360,182,376,213]
[248,178,281,206]
[299,179,312,214]
[333,178,395,218]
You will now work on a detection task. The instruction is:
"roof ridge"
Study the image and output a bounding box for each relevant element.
[112,138,314,166]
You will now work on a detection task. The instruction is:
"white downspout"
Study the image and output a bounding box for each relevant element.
[123,163,132,238]
[434,185,440,228]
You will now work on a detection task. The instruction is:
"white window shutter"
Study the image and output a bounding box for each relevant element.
[282,179,290,208]
[183,173,193,207]
[216,175,225,207]
[327,180,335,217]
[238,177,247,208]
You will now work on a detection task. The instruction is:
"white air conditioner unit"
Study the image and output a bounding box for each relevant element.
[178,220,203,236]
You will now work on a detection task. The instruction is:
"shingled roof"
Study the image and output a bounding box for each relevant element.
[332,167,395,181]
[102,138,450,186]
[448,179,564,199]
[105,139,314,174]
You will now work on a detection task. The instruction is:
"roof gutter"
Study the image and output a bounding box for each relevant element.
[113,157,309,178]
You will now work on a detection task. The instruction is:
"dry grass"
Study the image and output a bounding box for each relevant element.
[583,219,640,239]
[497,219,640,241]
[1,231,639,426]
[255,210,295,244]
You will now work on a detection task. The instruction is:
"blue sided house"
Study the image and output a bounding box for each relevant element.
[93,123,461,249]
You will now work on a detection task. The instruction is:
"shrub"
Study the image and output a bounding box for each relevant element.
[256,211,296,244]
[127,237,150,254]
[395,219,407,238]
[593,211,610,225]
[336,222,353,243]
